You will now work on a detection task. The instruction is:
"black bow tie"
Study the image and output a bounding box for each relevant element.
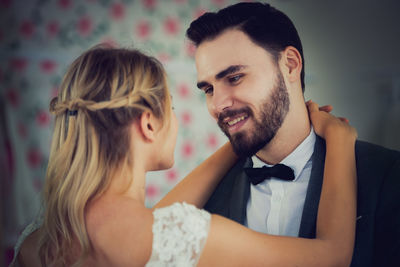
[244,164,295,185]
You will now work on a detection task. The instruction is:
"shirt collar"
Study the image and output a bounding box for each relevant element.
[251,127,316,181]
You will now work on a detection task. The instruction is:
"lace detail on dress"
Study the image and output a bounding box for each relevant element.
[146,202,211,267]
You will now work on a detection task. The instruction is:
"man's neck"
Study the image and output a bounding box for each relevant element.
[256,111,311,165]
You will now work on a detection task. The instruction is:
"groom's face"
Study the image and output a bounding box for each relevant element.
[195,29,290,156]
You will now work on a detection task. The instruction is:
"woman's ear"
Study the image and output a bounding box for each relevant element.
[138,111,158,142]
[282,46,302,83]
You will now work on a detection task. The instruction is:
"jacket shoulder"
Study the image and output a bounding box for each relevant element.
[355,140,400,168]
[356,140,400,156]
[354,140,400,213]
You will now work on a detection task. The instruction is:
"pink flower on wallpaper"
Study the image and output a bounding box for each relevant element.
[0,0,12,8]
[6,89,19,108]
[110,2,125,21]
[185,41,196,57]
[36,110,50,127]
[100,37,119,48]
[9,58,28,72]
[27,148,42,169]
[19,20,35,39]
[58,0,71,9]
[163,17,180,35]
[17,122,28,138]
[40,60,57,74]
[165,168,178,183]
[212,0,226,6]
[136,20,151,39]
[206,133,219,149]
[51,86,59,98]
[77,16,93,37]
[146,184,160,198]
[177,83,190,98]
[182,141,194,158]
[46,21,60,37]
[193,8,206,19]
[142,0,157,9]
[157,53,170,63]
[181,110,192,125]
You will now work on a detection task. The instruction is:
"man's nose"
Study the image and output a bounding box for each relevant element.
[210,85,234,116]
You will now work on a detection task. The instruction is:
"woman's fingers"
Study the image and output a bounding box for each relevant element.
[306,100,332,113]
[319,105,333,113]
[306,100,319,112]
[306,100,356,139]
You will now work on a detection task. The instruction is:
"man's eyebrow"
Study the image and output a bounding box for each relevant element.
[215,65,246,80]
[196,65,247,90]
[197,81,209,90]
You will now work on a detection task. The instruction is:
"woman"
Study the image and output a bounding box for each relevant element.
[11,46,357,266]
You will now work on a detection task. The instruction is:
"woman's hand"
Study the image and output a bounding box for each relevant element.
[306,100,357,142]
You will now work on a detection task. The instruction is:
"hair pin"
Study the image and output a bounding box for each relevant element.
[68,110,78,116]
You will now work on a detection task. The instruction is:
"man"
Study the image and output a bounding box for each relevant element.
[186,2,400,267]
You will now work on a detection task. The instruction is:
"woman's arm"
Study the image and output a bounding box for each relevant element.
[154,142,238,209]
[198,101,357,267]
[311,100,357,264]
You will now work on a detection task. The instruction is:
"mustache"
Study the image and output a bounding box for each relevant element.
[217,107,253,125]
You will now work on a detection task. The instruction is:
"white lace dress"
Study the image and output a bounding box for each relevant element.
[146,202,211,266]
[10,202,211,267]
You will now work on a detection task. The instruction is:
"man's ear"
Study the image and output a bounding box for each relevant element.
[138,111,157,142]
[281,46,302,83]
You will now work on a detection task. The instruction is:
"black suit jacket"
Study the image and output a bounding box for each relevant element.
[204,137,400,267]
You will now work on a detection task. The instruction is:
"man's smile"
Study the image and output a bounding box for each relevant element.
[224,114,248,126]
[218,108,254,135]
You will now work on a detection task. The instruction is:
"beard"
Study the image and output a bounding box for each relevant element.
[217,71,290,157]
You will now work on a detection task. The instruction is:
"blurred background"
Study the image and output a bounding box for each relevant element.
[1,0,399,265]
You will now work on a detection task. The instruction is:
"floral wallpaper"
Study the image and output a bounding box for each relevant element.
[0,0,242,258]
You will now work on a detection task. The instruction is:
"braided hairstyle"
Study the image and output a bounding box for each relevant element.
[39,45,171,266]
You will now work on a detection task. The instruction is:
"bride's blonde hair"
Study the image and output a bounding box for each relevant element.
[38,45,171,266]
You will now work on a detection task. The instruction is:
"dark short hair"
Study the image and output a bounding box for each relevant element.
[186,2,305,91]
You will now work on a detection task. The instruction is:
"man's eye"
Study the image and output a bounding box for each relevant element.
[204,87,213,95]
[228,74,242,84]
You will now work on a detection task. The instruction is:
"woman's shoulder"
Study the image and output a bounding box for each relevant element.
[86,194,153,229]
[85,195,153,266]
[16,228,41,267]
[10,211,43,267]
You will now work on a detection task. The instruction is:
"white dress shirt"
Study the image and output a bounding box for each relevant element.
[245,128,316,236]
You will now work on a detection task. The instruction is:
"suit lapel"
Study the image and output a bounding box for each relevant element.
[298,136,326,238]
[228,157,252,224]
